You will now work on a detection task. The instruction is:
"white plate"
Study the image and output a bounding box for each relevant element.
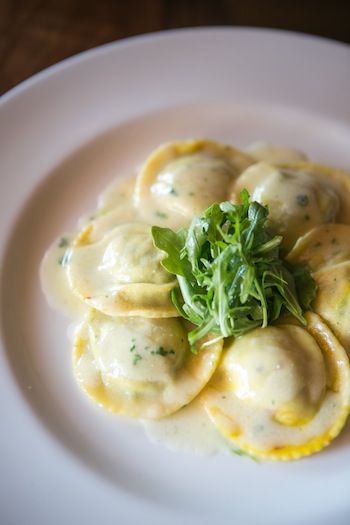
[1,28,350,525]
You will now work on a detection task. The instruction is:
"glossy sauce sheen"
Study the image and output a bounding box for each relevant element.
[41,177,138,318]
[143,398,230,455]
[41,168,228,452]
[41,141,350,458]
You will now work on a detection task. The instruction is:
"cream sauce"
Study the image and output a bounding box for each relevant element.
[40,176,139,319]
[73,310,222,418]
[40,144,314,320]
[40,234,88,319]
[66,222,177,317]
[220,325,327,427]
[246,141,308,164]
[313,262,350,354]
[233,162,340,249]
[135,153,236,231]
[204,388,342,450]
[142,397,229,455]
[148,154,234,220]
[41,142,350,459]
[202,313,350,455]
[134,140,253,230]
[287,224,350,272]
[225,326,326,410]
[41,167,223,430]
[84,315,187,385]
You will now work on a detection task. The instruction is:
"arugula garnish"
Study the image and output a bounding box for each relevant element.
[152,190,316,348]
[228,445,260,463]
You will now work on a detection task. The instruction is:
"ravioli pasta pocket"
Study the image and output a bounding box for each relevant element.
[41,138,350,461]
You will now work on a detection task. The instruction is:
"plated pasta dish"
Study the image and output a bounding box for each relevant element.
[41,139,350,461]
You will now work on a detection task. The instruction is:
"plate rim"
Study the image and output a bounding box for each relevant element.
[1,26,349,105]
[1,26,350,525]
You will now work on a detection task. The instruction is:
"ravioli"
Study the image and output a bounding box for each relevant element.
[232,161,350,250]
[73,312,223,419]
[312,262,350,355]
[40,137,350,461]
[66,222,178,317]
[79,206,138,244]
[246,141,308,164]
[287,224,350,272]
[286,225,350,354]
[202,313,350,460]
[78,176,139,232]
[134,139,254,229]
[98,175,137,211]
[40,234,88,319]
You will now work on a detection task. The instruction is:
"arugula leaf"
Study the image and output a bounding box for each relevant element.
[152,191,317,348]
[151,226,189,276]
[228,445,260,463]
[290,263,318,310]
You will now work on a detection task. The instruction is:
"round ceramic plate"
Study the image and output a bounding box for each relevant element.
[1,28,350,525]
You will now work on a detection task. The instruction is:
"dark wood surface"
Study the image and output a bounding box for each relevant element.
[1,0,350,96]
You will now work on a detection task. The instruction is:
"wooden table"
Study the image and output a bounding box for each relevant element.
[1,0,349,96]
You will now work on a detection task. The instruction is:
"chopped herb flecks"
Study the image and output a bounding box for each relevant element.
[296,194,309,207]
[133,354,142,365]
[169,187,178,196]
[58,237,69,248]
[228,445,260,463]
[58,251,70,266]
[151,346,175,357]
[280,171,294,180]
[155,211,168,219]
